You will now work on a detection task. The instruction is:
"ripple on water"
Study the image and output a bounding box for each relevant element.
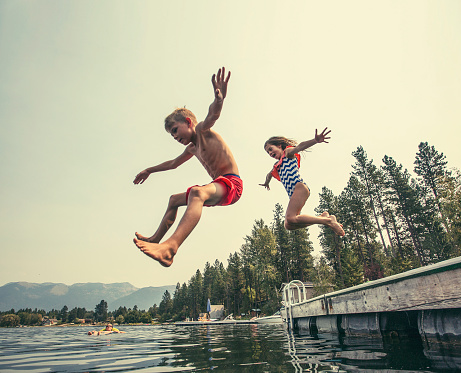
[0,323,457,372]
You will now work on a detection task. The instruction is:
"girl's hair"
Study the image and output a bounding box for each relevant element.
[264,136,298,150]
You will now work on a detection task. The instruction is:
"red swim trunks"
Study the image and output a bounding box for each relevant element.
[186,174,243,207]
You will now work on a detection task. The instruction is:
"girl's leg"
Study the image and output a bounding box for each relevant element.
[136,192,187,243]
[285,183,345,236]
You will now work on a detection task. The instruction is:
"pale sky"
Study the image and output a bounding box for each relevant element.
[1,0,460,289]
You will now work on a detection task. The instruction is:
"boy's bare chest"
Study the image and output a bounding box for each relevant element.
[190,132,223,161]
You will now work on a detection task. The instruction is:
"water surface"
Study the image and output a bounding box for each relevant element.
[0,324,459,372]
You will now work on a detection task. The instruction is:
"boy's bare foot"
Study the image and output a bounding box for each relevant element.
[134,232,156,243]
[328,215,345,236]
[133,238,176,267]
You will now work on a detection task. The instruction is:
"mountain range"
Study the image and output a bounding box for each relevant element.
[0,282,177,311]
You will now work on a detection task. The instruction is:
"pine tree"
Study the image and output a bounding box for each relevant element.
[271,203,291,283]
[382,155,425,265]
[241,219,277,311]
[438,169,461,253]
[94,301,107,322]
[414,142,455,254]
[188,270,204,319]
[414,142,448,208]
[352,146,389,255]
[316,187,346,288]
[158,290,173,321]
[288,228,314,282]
[226,252,244,316]
[343,176,378,269]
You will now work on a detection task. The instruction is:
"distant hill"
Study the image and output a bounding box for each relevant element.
[110,286,176,310]
[0,282,176,311]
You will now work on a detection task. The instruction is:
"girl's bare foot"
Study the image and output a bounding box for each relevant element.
[133,238,176,267]
[328,215,345,236]
[320,211,330,217]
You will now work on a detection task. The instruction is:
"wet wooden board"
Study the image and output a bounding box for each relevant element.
[283,256,461,319]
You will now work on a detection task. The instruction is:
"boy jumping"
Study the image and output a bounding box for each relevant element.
[133,67,242,267]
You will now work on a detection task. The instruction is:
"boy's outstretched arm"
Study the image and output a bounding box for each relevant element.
[202,67,231,130]
[133,147,193,184]
[286,128,331,157]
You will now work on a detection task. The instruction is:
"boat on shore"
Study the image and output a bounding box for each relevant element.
[175,314,257,326]
[254,311,283,324]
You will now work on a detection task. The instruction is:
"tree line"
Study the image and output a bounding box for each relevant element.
[1,142,459,327]
[0,300,159,327]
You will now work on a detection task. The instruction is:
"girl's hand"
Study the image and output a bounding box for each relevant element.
[315,127,331,143]
[134,170,150,184]
[259,182,270,191]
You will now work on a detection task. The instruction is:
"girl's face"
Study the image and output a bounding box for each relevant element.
[264,143,284,160]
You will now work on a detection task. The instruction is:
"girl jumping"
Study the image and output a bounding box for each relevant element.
[259,128,345,236]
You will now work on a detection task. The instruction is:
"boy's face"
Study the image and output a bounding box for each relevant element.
[265,144,284,160]
[168,120,194,145]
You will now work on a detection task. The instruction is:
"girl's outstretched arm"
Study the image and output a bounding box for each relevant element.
[259,172,273,190]
[285,128,331,157]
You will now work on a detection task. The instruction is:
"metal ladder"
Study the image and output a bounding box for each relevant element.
[282,280,308,330]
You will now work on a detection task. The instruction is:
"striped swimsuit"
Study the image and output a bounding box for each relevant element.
[278,156,305,198]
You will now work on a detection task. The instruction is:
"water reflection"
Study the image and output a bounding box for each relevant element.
[0,324,460,372]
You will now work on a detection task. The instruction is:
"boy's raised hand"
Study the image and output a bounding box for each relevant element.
[212,67,231,101]
[315,127,331,143]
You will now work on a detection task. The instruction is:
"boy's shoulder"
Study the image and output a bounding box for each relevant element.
[195,120,205,131]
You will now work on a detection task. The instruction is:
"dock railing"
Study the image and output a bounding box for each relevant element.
[282,280,310,329]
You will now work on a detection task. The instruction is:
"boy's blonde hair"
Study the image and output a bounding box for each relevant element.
[164,108,197,132]
[264,136,298,150]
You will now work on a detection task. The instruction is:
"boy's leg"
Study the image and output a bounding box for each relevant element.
[135,192,187,243]
[133,182,227,267]
[285,184,345,236]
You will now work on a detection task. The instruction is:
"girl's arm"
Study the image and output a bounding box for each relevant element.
[133,147,194,185]
[259,171,273,190]
[285,128,331,157]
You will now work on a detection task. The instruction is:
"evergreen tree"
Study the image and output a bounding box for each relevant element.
[271,203,291,283]
[414,142,455,254]
[311,256,336,296]
[172,282,187,320]
[94,300,108,322]
[60,305,69,323]
[438,169,461,253]
[226,252,244,316]
[316,187,345,287]
[158,290,173,321]
[382,156,425,265]
[188,270,204,319]
[340,241,364,287]
[344,176,379,272]
[414,141,448,208]
[352,146,389,255]
[241,219,277,311]
[288,228,314,282]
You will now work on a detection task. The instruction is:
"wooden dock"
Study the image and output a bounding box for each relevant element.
[281,256,461,339]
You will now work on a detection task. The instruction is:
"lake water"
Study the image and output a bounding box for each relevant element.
[0,323,460,372]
